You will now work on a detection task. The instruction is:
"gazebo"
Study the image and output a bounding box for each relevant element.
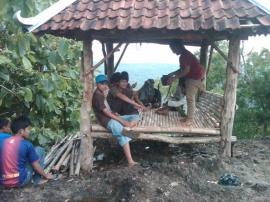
[15,0,270,172]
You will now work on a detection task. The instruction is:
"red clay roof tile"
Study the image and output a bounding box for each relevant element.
[35,0,270,34]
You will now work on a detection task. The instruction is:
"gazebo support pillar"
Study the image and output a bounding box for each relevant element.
[200,40,208,68]
[200,40,208,90]
[80,39,94,172]
[105,42,114,77]
[220,37,240,157]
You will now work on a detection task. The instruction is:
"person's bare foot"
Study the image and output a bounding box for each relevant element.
[181,118,193,127]
[38,179,48,186]
[128,161,139,168]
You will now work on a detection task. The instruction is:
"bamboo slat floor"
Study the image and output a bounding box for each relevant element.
[91,91,225,141]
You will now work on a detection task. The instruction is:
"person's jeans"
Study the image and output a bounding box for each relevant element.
[21,146,45,186]
[107,114,139,146]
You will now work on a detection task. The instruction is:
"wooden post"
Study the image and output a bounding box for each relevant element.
[199,40,208,95]
[105,42,114,77]
[101,42,108,74]
[200,40,208,68]
[80,39,94,172]
[220,37,240,157]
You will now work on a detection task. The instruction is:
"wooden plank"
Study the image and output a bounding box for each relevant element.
[91,132,237,145]
[212,43,239,74]
[124,126,220,135]
[220,37,240,157]
[91,124,220,135]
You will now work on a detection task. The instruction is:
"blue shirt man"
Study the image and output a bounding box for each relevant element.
[0,118,11,140]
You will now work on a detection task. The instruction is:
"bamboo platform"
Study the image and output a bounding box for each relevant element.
[91,92,236,144]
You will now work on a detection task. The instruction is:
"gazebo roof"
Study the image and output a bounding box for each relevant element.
[16,0,270,43]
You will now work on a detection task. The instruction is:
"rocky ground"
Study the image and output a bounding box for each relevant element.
[1,138,270,202]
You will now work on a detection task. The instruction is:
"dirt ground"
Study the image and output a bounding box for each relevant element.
[1,137,270,202]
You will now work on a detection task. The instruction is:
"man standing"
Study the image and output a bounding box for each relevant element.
[167,40,205,125]
[0,116,53,187]
[92,74,139,167]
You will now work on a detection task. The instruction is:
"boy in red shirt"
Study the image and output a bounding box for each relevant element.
[0,116,53,187]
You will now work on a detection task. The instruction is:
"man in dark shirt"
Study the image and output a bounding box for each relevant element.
[92,74,139,167]
[107,72,145,115]
[167,40,205,125]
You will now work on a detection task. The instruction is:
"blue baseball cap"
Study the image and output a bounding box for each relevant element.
[95,74,108,83]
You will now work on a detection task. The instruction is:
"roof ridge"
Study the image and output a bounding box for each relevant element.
[247,0,270,15]
[14,0,77,32]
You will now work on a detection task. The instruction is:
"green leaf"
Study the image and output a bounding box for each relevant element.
[57,39,68,58]
[22,56,32,69]
[19,87,33,102]
[42,79,54,92]
[0,55,11,65]
[36,95,46,109]
[0,72,10,81]
[48,51,62,65]
[38,134,49,146]
[55,108,62,115]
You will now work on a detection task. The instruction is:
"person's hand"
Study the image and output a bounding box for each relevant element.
[129,120,138,127]
[45,173,54,180]
[122,120,131,127]
[134,103,143,110]
[141,105,149,112]
[167,76,175,85]
[123,120,137,127]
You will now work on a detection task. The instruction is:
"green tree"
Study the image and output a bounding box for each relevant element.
[234,48,270,138]
[0,0,82,146]
[206,42,228,94]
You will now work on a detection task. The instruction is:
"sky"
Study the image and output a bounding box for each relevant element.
[92,0,270,64]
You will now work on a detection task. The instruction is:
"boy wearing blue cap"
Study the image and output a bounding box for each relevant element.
[92,74,139,167]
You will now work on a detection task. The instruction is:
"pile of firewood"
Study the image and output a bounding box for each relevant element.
[44,133,81,176]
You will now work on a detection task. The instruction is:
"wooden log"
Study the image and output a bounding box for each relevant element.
[60,154,70,172]
[212,43,239,74]
[220,37,240,157]
[92,123,220,135]
[45,135,69,165]
[53,141,73,171]
[74,140,80,164]
[75,141,82,176]
[105,42,114,77]
[45,139,71,172]
[114,43,129,71]
[123,126,220,135]
[91,43,122,72]
[101,42,108,73]
[137,134,221,144]
[91,132,237,143]
[91,132,238,145]
[206,45,214,77]
[69,141,76,176]
[80,39,94,173]
[200,40,208,68]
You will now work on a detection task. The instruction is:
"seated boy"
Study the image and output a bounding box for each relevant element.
[92,74,139,167]
[108,72,146,115]
[0,118,11,140]
[119,71,147,115]
[0,116,53,187]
